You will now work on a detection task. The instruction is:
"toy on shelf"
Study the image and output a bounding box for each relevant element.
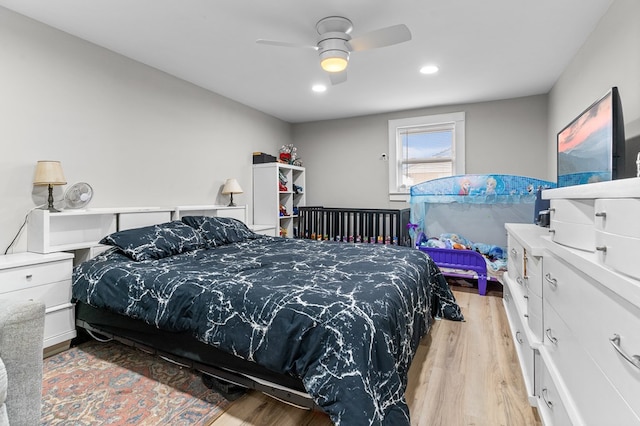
[280,227,287,237]
[279,144,303,166]
[279,204,289,217]
[278,171,288,192]
[293,184,303,194]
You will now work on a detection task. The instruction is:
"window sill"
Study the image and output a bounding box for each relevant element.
[389,193,410,202]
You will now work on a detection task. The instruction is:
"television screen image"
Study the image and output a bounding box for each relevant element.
[557,87,625,187]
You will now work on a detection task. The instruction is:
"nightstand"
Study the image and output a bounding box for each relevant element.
[0,252,76,356]
[250,224,277,236]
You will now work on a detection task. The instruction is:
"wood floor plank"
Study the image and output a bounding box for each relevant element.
[210,285,541,426]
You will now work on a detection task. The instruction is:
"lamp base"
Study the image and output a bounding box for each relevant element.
[42,206,61,213]
[227,193,236,207]
[45,184,61,212]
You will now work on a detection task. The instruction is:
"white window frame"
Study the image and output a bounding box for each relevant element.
[388,112,465,201]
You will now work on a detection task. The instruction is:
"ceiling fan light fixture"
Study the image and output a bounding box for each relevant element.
[320,50,349,73]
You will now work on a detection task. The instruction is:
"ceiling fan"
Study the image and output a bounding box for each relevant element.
[256,16,412,85]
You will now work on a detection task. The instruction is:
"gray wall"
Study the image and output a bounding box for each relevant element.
[547,0,640,181]
[292,95,548,208]
[0,7,291,253]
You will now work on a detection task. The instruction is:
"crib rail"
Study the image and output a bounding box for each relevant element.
[298,207,411,246]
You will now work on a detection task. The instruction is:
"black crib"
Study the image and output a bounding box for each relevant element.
[297,207,411,246]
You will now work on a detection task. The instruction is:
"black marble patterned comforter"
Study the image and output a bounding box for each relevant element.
[73,236,463,425]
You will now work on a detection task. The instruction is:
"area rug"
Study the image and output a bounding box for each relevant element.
[41,340,230,425]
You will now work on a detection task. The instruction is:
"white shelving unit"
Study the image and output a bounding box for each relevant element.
[253,163,305,238]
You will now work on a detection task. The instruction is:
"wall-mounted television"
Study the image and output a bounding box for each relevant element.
[557,87,625,187]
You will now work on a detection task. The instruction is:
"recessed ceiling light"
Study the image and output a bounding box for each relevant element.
[420,65,439,75]
[312,84,327,93]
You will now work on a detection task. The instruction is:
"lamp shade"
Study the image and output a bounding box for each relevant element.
[33,161,67,185]
[222,178,243,195]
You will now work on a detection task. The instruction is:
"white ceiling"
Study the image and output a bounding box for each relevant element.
[0,0,614,123]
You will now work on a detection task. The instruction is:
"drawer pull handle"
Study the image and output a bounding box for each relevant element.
[516,276,524,286]
[523,295,529,300]
[25,274,33,280]
[595,211,607,218]
[595,246,607,253]
[610,334,640,370]
[515,331,524,344]
[510,248,518,256]
[545,328,558,345]
[548,229,556,234]
[544,273,558,290]
[504,293,510,303]
[541,388,553,408]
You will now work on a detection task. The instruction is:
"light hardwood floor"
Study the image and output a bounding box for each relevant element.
[210,283,541,426]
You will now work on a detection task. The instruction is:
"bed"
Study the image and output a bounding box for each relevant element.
[72,216,463,425]
[409,174,556,295]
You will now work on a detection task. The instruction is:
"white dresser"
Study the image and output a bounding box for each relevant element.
[0,252,76,355]
[505,178,640,425]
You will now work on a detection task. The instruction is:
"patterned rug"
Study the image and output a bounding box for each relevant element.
[41,340,230,425]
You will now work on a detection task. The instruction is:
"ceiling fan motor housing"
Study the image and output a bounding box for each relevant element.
[318,33,350,57]
[316,16,352,72]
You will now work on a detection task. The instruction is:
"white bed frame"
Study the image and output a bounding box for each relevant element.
[27,204,246,263]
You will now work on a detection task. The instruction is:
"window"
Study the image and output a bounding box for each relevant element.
[388,112,465,201]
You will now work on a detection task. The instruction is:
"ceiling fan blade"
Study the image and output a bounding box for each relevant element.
[348,24,411,51]
[256,39,318,50]
[329,70,348,85]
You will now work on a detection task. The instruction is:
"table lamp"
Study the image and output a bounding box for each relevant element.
[33,160,67,212]
[222,178,243,207]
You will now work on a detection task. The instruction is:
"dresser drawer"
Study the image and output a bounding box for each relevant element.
[527,292,543,342]
[503,284,536,400]
[0,259,72,292]
[549,219,595,252]
[596,230,640,280]
[544,255,640,420]
[537,355,573,426]
[543,301,639,425]
[525,251,543,298]
[507,234,525,281]
[594,198,640,238]
[550,199,595,225]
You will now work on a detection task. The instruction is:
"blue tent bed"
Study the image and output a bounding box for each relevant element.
[410,174,556,295]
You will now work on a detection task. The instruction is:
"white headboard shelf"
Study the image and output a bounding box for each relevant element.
[27,205,247,254]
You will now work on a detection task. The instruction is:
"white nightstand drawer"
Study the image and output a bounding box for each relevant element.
[0,279,72,309]
[44,304,76,347]
[0,260,71,292]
